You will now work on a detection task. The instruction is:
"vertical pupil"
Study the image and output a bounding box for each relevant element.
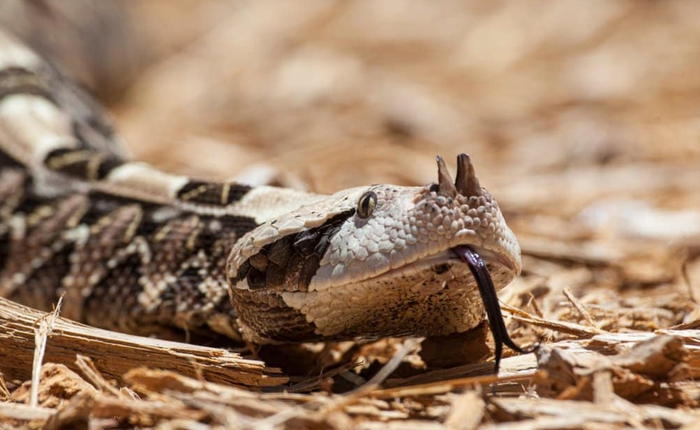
[359,194,375,217]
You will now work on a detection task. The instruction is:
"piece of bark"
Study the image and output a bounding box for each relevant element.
[0,297,286,388]
[534,336,691,405]
[489,397,699,429]
[10,363,97,408]
[444,390,485,430]
[614,335,687,377]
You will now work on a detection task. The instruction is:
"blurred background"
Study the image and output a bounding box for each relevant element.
[2,0,699,330]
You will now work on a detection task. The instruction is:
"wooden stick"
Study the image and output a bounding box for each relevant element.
[0,297,286,388]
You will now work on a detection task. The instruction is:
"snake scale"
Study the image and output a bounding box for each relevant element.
[0,30,526,368]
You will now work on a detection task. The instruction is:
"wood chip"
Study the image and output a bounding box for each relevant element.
[0,297,286,388]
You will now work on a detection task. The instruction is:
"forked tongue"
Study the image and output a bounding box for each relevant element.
[453,245,533,373]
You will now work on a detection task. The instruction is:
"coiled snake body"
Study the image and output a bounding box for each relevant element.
[0,31,524,365]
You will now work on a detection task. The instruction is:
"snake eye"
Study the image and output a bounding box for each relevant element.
[357,191,377,219]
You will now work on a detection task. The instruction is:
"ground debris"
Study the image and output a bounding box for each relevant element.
[534,335,696,406]
[11,363,98,408]
[487,396,699,429]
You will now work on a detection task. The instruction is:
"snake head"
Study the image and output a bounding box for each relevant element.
[227,154,521,343]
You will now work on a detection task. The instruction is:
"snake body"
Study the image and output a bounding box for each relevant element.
[0,31,522,347]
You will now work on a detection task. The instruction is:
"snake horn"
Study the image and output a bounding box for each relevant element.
[436,155,457,197]
[455,153,481,196]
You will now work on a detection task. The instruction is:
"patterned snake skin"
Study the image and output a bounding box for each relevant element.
[0,30,522,347]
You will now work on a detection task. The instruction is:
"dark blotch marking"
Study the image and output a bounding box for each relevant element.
[201,214,258,245]
[96,156,123,179]
[0,67,55,103]
[180,266,202,281]
[16,192,55,216]
[177,180,251,206]
[44,147,123,180]
[234,209,355,292]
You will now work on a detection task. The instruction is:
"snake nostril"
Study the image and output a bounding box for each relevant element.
[433,263,450,274]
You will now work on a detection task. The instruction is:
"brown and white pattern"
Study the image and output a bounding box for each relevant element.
[0,29,522,346]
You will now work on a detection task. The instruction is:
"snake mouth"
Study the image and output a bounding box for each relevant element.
[369,242,517,279]
[458,246,517,273]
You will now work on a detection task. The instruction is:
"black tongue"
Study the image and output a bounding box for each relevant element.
[453,245,533,373]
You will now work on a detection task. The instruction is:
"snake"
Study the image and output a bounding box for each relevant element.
[0,30,527,370]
